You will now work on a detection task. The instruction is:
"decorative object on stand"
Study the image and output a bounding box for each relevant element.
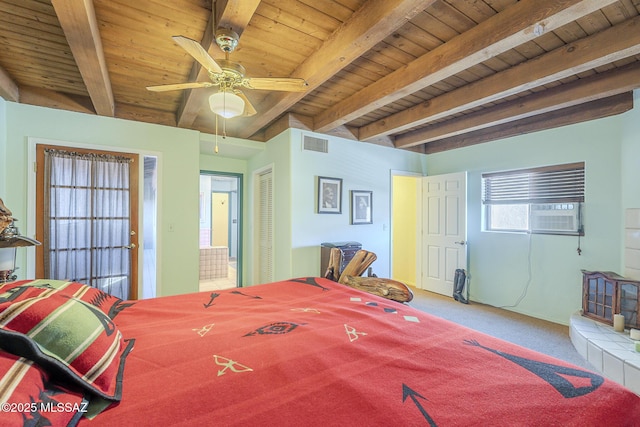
[350,190,372,225]
[320,242,361,277]
[614,313,625,332]
[581,270,640,329]
[0,198,11,233]
[0,198,41,283]
[323,247,413,303]
[317,176,342,214]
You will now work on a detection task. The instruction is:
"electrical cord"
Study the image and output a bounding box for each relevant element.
[576,204,583,255]
[499,231,533,309]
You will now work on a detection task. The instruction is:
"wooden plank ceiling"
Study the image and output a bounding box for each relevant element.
[0,0,639,154]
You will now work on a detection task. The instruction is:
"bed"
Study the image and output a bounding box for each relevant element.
[1,277,639,426]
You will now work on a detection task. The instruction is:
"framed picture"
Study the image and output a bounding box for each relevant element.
[351,190,372,224]
[317,176,342,214]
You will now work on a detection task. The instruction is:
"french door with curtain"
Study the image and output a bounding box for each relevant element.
[35,145,139,299]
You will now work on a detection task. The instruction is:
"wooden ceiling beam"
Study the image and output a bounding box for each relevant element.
[360,14,640,141]
[213,0,261,35]
[51,0,114,116]
[313,0,619,134]
[19,85,95,114]
[176,0,260,128]
[0,64,18,102]
[116,103,178,128]
[235,0,436,140]
[262,113,313,142]
[395,62,640,148]
[420,93,633,154]
[20,87,182,130]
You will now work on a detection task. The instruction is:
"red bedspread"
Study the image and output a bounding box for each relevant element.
[83,277,640,426]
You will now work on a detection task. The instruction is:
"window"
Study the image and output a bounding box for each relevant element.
[482,162,584,235]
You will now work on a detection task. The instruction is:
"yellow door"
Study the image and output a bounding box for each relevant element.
[212,192,229,247]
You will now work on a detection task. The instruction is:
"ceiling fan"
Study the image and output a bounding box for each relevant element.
[146,29,308,118]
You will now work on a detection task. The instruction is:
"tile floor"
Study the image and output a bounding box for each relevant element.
[199,263,237,291]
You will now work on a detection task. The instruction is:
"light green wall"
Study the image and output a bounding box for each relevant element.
[4,102,201,297]
[3,92,638,326]
[0,98,6,197]
[621,91,640,212]
[198,137,264,286]
[246,130,292,283]
[200,152,248,174]
[217,128,426,285]
[288,129,426,279]
[425,101,633,324]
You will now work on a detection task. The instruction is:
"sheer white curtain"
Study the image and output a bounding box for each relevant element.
[43,149,132,299]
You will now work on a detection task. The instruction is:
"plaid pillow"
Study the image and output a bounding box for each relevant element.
[0,292,134,402]
[0,350,88,426]
[0,279,130,319]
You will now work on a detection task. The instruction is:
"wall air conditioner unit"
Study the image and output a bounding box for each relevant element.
[530,204,580,233]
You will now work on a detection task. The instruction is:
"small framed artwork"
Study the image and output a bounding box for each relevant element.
[351,190,372,224]
[317,176,342,214]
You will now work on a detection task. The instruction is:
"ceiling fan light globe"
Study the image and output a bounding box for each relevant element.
[209,91,245,118]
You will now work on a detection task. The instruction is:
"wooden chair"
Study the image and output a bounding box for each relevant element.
[323,248,413,303]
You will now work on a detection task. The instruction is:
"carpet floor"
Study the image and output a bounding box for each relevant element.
[407,287,592,370]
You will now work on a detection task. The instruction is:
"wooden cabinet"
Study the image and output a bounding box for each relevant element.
[582,270,640,329]
[619,280,640,329]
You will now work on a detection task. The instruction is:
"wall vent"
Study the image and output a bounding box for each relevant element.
[303,135,329,153]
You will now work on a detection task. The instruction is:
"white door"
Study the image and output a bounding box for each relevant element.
[420,172,467,296]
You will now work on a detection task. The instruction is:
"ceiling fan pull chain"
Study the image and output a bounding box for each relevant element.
[223,115,228,139]
[214,114,219,154]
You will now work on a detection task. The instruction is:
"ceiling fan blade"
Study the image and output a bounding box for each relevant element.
[243,77,308,92]
[236,91,257,116]
[172,35,223,74]
[146,82,214,92]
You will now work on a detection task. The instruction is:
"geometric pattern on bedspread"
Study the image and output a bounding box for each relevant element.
[0,280,134,403]
[0,349,88,427]
[0,279,134,319]
[80,277,640,426]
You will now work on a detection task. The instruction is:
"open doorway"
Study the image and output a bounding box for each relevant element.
[199,172,242,290]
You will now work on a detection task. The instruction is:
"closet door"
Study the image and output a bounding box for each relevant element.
[257,169,273,284]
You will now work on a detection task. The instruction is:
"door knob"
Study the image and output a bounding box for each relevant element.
[454,241,466,245]
[124,243,137,249]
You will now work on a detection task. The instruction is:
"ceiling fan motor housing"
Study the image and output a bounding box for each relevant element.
[209,59,245,90]
[215,28,239,53]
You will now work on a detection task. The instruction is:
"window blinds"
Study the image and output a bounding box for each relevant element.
[482,162,585,205]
